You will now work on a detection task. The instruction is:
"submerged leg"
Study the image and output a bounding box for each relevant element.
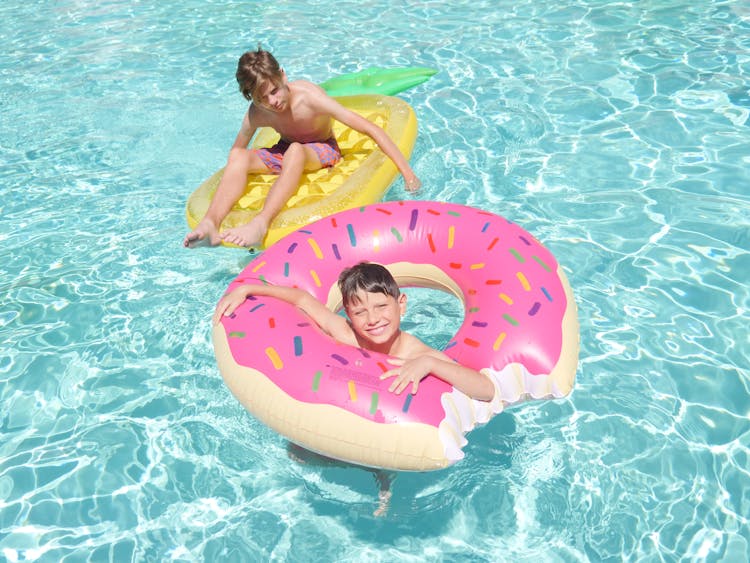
[373,470,394,517]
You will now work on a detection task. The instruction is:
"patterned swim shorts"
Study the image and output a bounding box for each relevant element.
[254,137,342,174]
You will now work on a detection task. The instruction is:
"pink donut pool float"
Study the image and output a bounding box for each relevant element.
[213,200,579,471]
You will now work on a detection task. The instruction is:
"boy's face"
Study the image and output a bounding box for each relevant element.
[345,290,406,349]
[254,72,289,112]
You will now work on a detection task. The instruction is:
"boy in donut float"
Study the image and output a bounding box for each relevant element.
[213,262,495,401]
[184,47,421,249]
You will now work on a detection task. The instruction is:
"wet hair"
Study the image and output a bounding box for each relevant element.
[236,47,283,101]
[338,262,400,308]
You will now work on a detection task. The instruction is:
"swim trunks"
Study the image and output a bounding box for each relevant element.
[254,137,342,174]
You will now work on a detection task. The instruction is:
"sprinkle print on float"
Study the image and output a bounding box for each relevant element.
[213,200,580,471]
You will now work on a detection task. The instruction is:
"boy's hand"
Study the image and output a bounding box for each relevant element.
[212,287,251,325]
[405,176,422,192]
[380,356,433,395]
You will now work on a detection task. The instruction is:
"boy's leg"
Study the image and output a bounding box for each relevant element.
[221,142,323,248]
[184,148,269,247]
[373,470,393,517]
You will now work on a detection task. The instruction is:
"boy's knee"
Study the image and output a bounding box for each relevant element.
[227,147,258,171]
[280,142,307,167]
[227,147,248,164]
[284,142,305,158]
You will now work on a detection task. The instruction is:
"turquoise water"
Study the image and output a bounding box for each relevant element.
[1,0,749,560]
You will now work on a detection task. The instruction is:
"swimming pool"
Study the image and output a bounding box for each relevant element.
[1,0,748,560]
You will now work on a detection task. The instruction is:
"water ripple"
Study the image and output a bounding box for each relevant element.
[2,0,750,560]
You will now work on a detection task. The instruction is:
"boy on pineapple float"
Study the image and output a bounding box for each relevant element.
[184,48,421,249]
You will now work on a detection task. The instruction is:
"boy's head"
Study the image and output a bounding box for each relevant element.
[338,262,406,348]
[236,48,285,103]
[338,262,400,308]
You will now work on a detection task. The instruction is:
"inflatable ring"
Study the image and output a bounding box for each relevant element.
[213,200,579,471]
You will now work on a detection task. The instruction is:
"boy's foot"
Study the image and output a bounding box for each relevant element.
[373,488,392,517]
[184,218,221,248]
[220,216,269,248]
[373,470,392,517]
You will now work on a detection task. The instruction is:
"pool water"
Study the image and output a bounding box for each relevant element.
[1,0,749,561]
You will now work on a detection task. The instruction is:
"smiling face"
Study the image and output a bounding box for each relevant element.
[338,262,407,353]
[345,290,407,352]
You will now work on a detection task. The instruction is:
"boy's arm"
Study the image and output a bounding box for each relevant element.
[213,284,357,345]
[314,94,421,192]
[230,110,257,150]
[381,350,495,401]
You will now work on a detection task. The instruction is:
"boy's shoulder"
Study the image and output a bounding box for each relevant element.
[399,332,438,358]
[289,79,328,97]
[288,80,337,115]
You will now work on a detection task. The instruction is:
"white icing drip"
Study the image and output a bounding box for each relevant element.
[438,364,568,461]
